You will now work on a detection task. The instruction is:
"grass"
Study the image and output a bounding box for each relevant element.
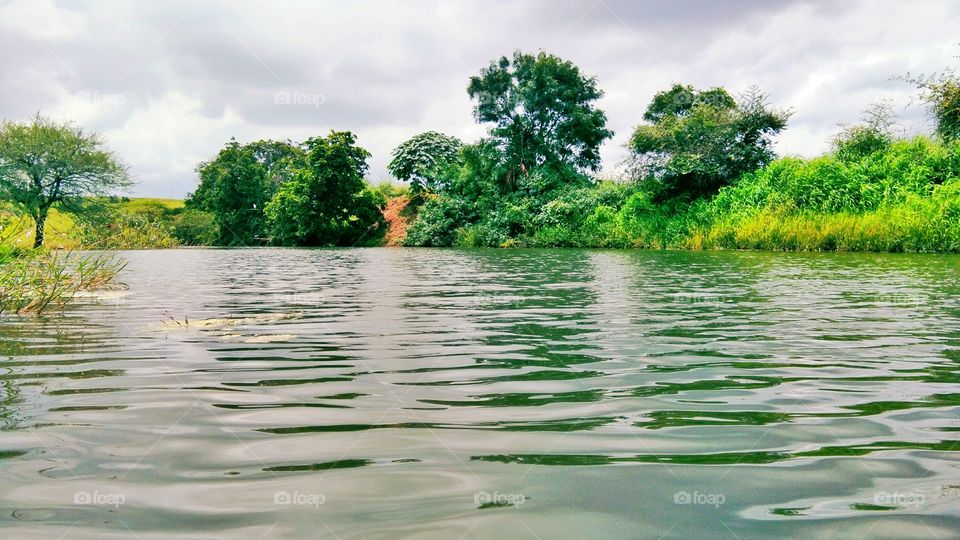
[0,221,126,316]
[0,250,126,315]
[0,198,184,250]
[436,135,960,253]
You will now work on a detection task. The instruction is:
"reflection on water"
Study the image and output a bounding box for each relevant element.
[0,248,959,539]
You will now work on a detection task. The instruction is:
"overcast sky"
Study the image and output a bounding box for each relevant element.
[1,0,957,198]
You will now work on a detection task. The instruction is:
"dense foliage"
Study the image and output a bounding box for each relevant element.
[190,139,302,245]
[388,131,463,194]
[467,51,613,184]
[629,85,790,200]
[427,134,957,252]
[7,49,957,255]
[402,52,960,252]
[0,115,129,247]
[265,132,385,246]
[404,51,617,247]
[72,199,218,249]
[189,132,384,247]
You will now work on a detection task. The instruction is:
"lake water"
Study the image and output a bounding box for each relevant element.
[1,248,959,539]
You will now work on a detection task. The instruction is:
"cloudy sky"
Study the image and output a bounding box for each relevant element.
[1,0,957,198]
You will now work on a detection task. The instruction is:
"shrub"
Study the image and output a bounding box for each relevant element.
[171,210,218,246]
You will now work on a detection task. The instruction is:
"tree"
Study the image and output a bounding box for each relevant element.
[832,101,897,161]
[388,131,463,194]
[902,69,960,142]
[190,139,303,245]
[467,51,613,185]
[264,131,385,246]
[630,84,790,199]
[0,115,129,248]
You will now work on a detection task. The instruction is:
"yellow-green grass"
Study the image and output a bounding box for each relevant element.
[1,199,184,250]
[120,198,185,213]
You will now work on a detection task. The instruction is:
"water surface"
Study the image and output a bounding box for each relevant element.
[1,248,959,538]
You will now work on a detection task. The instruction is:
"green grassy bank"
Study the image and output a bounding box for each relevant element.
[403,136,960,253]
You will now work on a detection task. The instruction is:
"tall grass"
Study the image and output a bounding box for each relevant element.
[503,135,960,253]
[0,250,126,315]
[0,217,126,316]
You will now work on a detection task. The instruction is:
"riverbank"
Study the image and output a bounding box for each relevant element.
[400,136,960,253]
[6,134,959,255]
[0,198,186,249]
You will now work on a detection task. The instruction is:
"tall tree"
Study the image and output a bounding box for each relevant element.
[190,139,303,245]
[630,85,790,199]
[0,115,129,248]
[264,131,384,246]
[467,51,613,186]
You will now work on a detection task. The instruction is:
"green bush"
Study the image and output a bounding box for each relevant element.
[75,210,179,249]
[171,210,218,246]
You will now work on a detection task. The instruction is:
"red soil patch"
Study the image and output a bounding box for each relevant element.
[383,196,412,246]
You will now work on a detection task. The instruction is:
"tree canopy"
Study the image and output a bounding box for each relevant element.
[903,69,960,142]
[467,51,613,185]
[630,84,790,200]
[189,139,303,245]
[264,131,385,246]
[388,131,463,194]
[0,115,129,248]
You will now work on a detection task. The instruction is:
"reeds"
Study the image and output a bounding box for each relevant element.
[0,249,126,316]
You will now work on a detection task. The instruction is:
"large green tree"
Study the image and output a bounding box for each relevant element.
[467,51,613,186]
[388,131,463,194]
[264,131,384,246]
[630,84,790,199]
[190,139,303,245]
[0,115,129,248]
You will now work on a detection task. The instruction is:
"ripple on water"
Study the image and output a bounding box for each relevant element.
[1,248,959,538]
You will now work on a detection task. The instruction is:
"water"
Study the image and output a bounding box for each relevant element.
[1,248,959,539]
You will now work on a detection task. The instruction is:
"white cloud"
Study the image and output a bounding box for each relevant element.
[0,0,87,41]
[103,92,247,196]
[0,0,958,197]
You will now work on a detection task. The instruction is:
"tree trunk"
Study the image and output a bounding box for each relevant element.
[33,211,47,249]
